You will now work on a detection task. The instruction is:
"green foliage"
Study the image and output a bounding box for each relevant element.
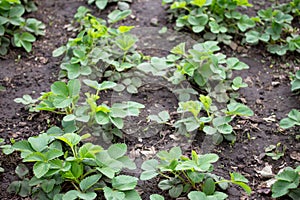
[265,143,285,160]
[162,0,253,45]
[163,0,300,55]
[140,147,251,199]
[15,78,144,142]
[54,8,145,95]
[291,70,300,92]
[14,94,38,112]
[280,109,300,129]
[245,6,300,55]
[9,130,139,199]
[271,166,300,200]
[0,0,45,55]
[87,0,131,11]
[137,41,252,144]
[148,110,171,124]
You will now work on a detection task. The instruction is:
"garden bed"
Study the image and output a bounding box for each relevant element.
[0,0,299,199]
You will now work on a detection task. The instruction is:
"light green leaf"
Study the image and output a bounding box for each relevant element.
[56,133,81,148]
[226,102,254,116]
[188,191,208,200]
[33,162,50,178]
[108,143,127,159]
[28,133,50,152]
[80,174,102,192]
[52,46,66,57]
[103,186,125,200]
[51,81,68,97]
[112,175,138,191]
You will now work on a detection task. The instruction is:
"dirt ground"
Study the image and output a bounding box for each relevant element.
[0,0,299,199]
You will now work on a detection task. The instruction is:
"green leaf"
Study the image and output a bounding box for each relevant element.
[96,167,116,179]
[63,114,76,122]
[51,81,68,97]
[169,184,183,198]
[191,0,207,7]
[23,152,46,162]
[80,174,102,192]
[68,79,81,98]
[62,190,79,200]
[41,179,56,193]
[203,178,215,195]
[187,171,204,183]
[226,102,253,116]
[198,154,219,165]
[79,143,103,159]
[158,180,173,190]
[237,15,255,32]
[56,133,81,148]
[108,143,127,159]
[291,79,300,91]
[171,42,185,55]
[140,159,159,180]
[150,194,165,200]
[15,164,29,178]
[124,190,141,200]
[231,172,249,183]
[78,192,97,200]
[117,156,136,170]
[115,34,137,51]
[112,175,138,191]
[99,81,117,90]
[33,162,50,178]
[13,140,34,158]
[287,109,300,122]
[110,117,124,129]
[203,126,217,135]
[267,44,288,55]
[46,149,63,161]
[9,5,25,17]
[108,9,132,24]
[188,14,208,26]
[103,186,125,199]
[52,46,66,57]
[95,111,110,125]
[188,191,208,200]
[28,133,50,152]
[232,181,252,195]
[226,58,249,70]
[280,118,297,129]
[275,168,298,182]
[170,1,187,9]
[95,0,108,10]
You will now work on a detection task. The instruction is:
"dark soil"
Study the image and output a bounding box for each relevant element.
[0,0,299,200]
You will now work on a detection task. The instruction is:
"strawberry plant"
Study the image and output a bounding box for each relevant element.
[280,70,300,129]
[15,78,144,142]
[138,41,253,144]
[271,166,300,200]
[162,0,254,44]
[0,0,45,55]
[280,109,300,129]
[174,95,253,144]
[8,129,140,199]
[245,7,300,55]
[140,146,251,199]
[53,7,138,81]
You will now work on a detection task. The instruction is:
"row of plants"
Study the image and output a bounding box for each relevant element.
[0,0,299,199]
[0,0,45,55]
[268,71,300,199]
[3,4,255,199]
[162,0,300,55]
